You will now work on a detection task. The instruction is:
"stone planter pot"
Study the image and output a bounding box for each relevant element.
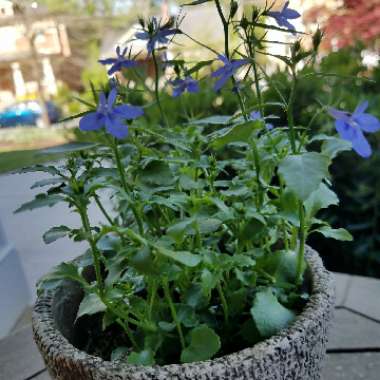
[33,247,335,380]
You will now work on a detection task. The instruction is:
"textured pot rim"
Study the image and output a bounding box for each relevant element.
[32,246,335,375]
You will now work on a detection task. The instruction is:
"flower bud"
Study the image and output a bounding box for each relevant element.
[240,15,249,29]
[230,1,239,19]
[312,28,323,51]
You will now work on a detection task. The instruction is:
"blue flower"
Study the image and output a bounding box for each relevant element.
[79,88,144,139]
[329,101,380,158]
[99,46,138,76]
[211,55,249,92]
[170,76,199,97]
[250,110,274,131]
[135,17,177,54]
[268,1,301,32]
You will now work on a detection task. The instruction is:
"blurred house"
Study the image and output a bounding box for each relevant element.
[0,0,71,108]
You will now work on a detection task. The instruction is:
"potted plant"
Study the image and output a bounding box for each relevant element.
[19,1,380,379]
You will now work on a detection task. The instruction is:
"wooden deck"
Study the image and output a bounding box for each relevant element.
[1,272,380,380]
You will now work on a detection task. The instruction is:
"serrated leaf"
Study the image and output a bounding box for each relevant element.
[37,262,86,295]
[251,289,296,338]
[127,349,155,365]
[77,292,106,320]
[155,245,201,267]
[31,177,65,189]
[15,193,65,213]
[278,152,330,201]
[180,325,221,363]
[304,183,339,218]
[314,226,353,241]
[43,226,71,244]
[17,164,61,176]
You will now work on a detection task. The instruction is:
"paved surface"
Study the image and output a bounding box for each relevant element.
[0,272,379,380]
[0,170,107,296]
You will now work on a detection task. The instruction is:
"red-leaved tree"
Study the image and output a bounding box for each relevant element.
[305,0,380,50]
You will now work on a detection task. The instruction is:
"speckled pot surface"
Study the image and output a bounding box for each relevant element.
[32,247,335,380]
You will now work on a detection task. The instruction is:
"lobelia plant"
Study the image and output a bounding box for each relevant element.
[17,0,380,366]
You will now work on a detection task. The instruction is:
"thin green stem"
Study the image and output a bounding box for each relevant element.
[111,140,144,235]
[116,318,139,350]
[78,206,104,291]
[296,202,306,284]
[152,50,168,126]
[285,66,306,285]
[287,67,297,154]
[217,282,229,323]
[94,194,114,225]
[214,0,229,59]
[162,279,185,349]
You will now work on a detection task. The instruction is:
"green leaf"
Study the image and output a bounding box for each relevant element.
[17,164,61,176]
[191,115,233,125]
[31,177,65,189]
[314,226,353,241]
[197,217,222,234]
[200,268,219,296]
[167,218,195,243]
[155,245,201,267]
[180,325,221,363]
[183,0,213,5]
[322,137,352,159]
[127,349,155,365]
[15,193,65,213]
[111,346,129,361]
[37,262,86,295]
[304,183,339,218]
[130,247,157,275]
[38,142,97,155]
[77,292,106,320]
[187,60,214,75]
[250,289,296,338]
[138,160,174,186]
[43,226,71,244]
[266,250,303,284]
[278,152,330,201]
[211,121,262,150]
[278,190,299,225]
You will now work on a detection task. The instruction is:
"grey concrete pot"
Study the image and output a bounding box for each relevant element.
[32,247,335,380]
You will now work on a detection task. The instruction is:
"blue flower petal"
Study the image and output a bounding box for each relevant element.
[351,128,372,158]
[99,58,117,65]
[99,92,107,107]
[172,87,184,97]
[354,100,369,115]
[335,119,355,141]
[79,112,104,131]
[108,62,122,76]
[107,88,118,108]
[282,8,301,19]
[105,116,129,139]
[187,80,199,93]
[114,104,144,119]
[355,113,380,133]
[329,107,351,122]
[214,74,230,92]
[250,111,261,121]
